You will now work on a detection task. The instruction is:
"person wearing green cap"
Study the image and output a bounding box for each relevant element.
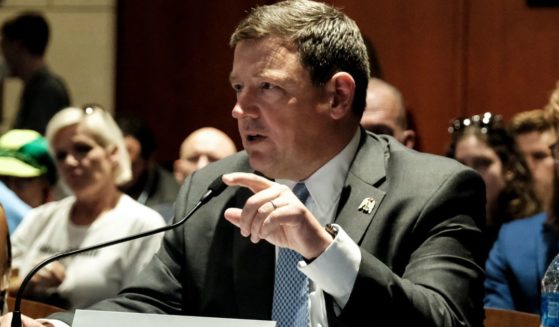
[0,129,58,231]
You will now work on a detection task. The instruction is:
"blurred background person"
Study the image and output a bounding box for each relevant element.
[116,115,179,220]
[485,83,559,314]
[360,78,416,149]
[0,180,29,234]
[446,112,539,259]
[9,105,164,309]
[0,129,57,232]
[509,109,556,213]
[173,127,236,184]
[0,12,70,135]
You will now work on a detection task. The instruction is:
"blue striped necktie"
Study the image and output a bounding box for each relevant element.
[272,183,310,327]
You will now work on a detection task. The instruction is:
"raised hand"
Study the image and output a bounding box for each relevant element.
[222,172,332,259]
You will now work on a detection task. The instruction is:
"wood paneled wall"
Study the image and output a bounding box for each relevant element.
[116,0,559,163]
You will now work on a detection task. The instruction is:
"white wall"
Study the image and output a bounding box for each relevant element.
[0,0,115,132]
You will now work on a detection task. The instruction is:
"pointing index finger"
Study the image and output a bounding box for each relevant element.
[222,172,275,193]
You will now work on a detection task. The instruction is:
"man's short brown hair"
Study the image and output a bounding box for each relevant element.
[230,0,370,117]
[509,109,554,136]
[545,82,559,127]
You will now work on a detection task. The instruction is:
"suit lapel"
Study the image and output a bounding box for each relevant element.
[335,131,388,244]
[229,133,390,315]
[539,218,559,281]
[232,182,275,319]
[537,221,548,284]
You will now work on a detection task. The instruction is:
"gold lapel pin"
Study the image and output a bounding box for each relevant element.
[358,197,375,214]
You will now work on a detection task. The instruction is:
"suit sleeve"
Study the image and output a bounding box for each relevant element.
[335,168,486,327]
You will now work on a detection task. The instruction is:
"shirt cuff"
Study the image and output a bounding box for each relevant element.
[298,224,361,308]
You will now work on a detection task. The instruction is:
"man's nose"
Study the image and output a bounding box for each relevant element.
[196,155,210,170]
[232,91,259,119]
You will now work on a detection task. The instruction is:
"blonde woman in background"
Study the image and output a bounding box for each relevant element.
[9,105,165,309]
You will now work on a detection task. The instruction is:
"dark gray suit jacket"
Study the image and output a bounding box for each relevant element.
[52,131,486,326]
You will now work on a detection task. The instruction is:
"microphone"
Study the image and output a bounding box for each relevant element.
[11,175,227,327]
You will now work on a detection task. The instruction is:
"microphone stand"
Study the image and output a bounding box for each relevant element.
[11,176,227,327]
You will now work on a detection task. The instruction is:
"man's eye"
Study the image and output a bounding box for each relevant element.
[187,156,200,163]
[532,152,549,161]
[232,84,243,93]
[260,82,275,90]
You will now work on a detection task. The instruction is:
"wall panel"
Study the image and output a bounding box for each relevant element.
[116,0,559,162]
[340,0,467,153]
[116,0,263,164]
[467,0,559,122]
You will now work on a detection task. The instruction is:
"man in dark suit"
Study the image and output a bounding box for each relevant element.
[1,1,485,326]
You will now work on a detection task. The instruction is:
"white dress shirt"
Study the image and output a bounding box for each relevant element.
[276,128,362,327]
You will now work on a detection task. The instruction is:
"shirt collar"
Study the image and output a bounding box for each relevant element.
[277,128,361,221]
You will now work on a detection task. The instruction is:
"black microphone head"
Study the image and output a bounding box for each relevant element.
[198,174,228,204]
[208,174,228,197]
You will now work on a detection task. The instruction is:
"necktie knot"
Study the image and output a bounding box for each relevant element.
[292,182,309,204]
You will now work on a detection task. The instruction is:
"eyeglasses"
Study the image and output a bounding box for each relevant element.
[448,112,503,134]
[81,103,105,115]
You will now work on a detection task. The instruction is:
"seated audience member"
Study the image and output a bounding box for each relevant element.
[173,127,236,184]
[446,112,539,259]
[116,115,179,220]
[9,105,165,309]
[1,12,70,135]
[0,181,30,234]
[360,78,416,149]
[509,109,556,213]
[1,1,485,326]
[0,129,57,230]
[485,84,559,314]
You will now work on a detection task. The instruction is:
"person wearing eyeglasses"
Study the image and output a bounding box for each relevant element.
[446,113,540,260]
[7,106,165,309]
[483,84,559,314]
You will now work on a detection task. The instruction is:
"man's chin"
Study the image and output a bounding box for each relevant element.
[247,154,277,177]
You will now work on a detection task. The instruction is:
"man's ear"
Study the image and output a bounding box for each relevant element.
[327,72,355,120]
[173,159,184,182]
[401,130,416,149]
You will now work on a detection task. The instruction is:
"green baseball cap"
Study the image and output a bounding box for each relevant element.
[0,129,57,185]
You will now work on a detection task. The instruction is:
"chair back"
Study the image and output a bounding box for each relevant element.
[484,307,540,327]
